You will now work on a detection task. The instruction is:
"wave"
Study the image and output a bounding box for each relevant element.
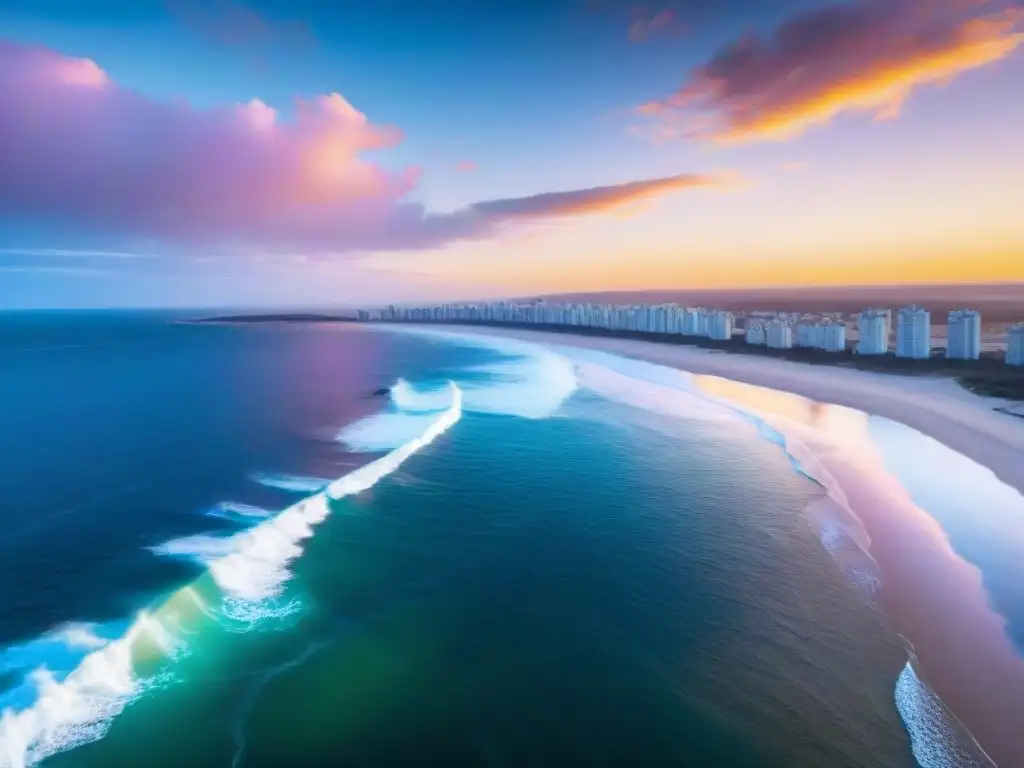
[389,379,452,413]
[0,382,462,768]
[0,612,183,768]
[895,660,992,767]
[249,473,331,494]
[338,411,443,453]
[372,328,578,420]
[203,501,274,524]
[572,358,743,427]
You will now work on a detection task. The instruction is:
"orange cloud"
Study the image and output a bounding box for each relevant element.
[472,172,728,219]
[637,0,1024,144]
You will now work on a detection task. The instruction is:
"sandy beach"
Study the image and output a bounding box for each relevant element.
[415,324,1024,766]
[424,325,1024,498]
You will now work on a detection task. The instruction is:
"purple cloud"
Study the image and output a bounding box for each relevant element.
[0,40,726,259]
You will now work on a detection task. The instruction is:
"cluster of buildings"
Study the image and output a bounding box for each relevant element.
[356,301,1024,367]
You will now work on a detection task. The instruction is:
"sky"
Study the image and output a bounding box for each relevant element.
[0,0,1022,308]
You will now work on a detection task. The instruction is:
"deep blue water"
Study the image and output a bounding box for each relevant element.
[0,312,1007,767]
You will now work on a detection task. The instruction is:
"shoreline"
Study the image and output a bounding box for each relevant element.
[395,323,1024,766]
[400,323,1024,498]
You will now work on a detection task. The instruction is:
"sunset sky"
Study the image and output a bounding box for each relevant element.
[1,0,1022,307]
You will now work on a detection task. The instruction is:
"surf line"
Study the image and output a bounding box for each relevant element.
[0,382,462,768]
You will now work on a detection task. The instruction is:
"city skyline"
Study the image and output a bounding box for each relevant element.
[355,298,1022,364]
[1,0,1023,308]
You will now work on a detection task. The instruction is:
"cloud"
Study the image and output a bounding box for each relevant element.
[454,160,478,172]
[166,0,313,53]
[782,160,808,171]
[0,40,726,260]
[636,0,1024,144]
[0,265,112,276]
[469,173,720,218]
[0,247,154,258]
[628,6,684,42]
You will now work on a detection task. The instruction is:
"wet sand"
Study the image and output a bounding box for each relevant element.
[412,325,1024,766]
[695,386,1024,767]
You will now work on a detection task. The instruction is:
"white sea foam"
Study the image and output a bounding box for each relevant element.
[573,360,743,426]
[374,328,578,420]
[0,612,181,768]
[249,473,330,493]
[203,501,273,524]
[338,411,442,453]
[0,383,463,768]
[49,625,107,653]
[389,379,452,413]
[894,662,992,767]
[149,534,241,561]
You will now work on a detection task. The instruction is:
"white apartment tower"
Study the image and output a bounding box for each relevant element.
[820,324,847,352]
[946,310,982,360]
[1007,324,1024,366]
[708,311,734,341]
[746,321,766,345]
[765,320,794,349]
[896,306,931,360]
[857,309,890,355]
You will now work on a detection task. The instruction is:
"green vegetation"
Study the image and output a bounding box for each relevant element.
[958,376,1024,402]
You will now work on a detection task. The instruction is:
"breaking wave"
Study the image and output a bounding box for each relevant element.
[895,660,992,767]
[373,328,578,421]
[203,502,274,524]
[389,379,452,413]
[249,473,331,494]
[0,383,462,768]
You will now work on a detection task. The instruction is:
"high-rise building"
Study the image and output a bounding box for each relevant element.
[1007,324,1024,366]
[946,310,982,360]
[896,306,931,359]
[820,323,847,352]
[746,321,766,346]
[708,311,734,341]
[857,309,889,355]
[795,322,845,351]
[765,320,793,349]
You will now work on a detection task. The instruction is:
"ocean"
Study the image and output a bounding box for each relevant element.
[0,312,1019,767]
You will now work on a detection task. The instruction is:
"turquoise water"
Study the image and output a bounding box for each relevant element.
[1,318,1013,767]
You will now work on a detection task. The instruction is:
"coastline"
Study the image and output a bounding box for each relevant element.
[401,323,1024,498]
[390,322,1024,767]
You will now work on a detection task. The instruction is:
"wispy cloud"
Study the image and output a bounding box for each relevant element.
[0,265,112,276]
[0,40,727,261]
[165,0,313,54]
[0,247,155,258]
[628,6,685,42]
[471,173,722,218]
[782,160,808,172]
[454,160,478,172]
[637,0,1024,144]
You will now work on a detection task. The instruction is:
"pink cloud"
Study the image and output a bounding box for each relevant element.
[455,160,478,172]
[0,40,428,252]
[0,40,728,258]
